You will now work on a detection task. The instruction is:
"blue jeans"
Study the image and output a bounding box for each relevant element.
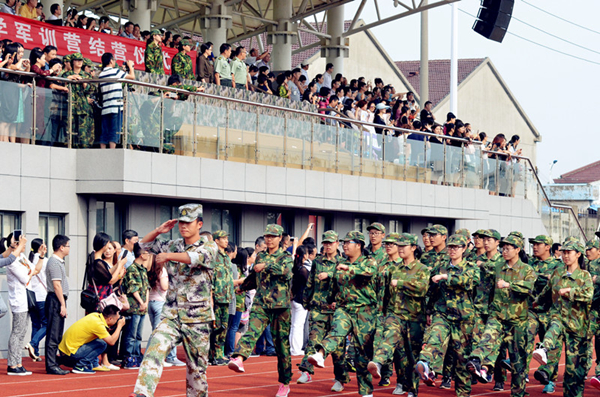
[255,325,275,355]
[146,300,176,361]
[124,314,146,359]
[30,300,47,356]
[63,339,107,370]
[100,110,122,145]
[225,311,242,357]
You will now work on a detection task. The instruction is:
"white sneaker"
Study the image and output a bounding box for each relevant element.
[104,364,121,371]
[532,348,548,365]
[163,361,173,367]
[331,380,344,392]
[166,358,186,366]
[307,352,325,368]
[297,371,312,384]
[392,384,405,395]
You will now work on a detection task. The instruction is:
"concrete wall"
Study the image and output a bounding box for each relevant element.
[0,145,548,356]
[433,63,539,166]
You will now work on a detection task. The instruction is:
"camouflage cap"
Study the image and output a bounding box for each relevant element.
[264,224,284,236]
[83,58,93,67]
[366,222,385,233]
[180,39,192,47]
[322,230,339,243]
[341,231,366,244]
[178,203,203,222]
[70,52,84,61]
[500,235,524,249]
[528,235,553,246]
[427,224,448,236]
[508,231,524,240]
[398,233,419,246]
[472,229,487,237]
[455,229,471,238]
[562,240,585,254]
[480,229,501,241]
[151,29,162,36]
[447,234,468,246]
[383,233,402,244]
[63,53,73,63]
[420,228,429,235]
[212,230,229,240]
[563,236,580,244]
[586,240,600,250]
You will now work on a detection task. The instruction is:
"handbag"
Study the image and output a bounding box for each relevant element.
[98,291,130,311]
[26,289,37,312]
[80,266,99,312]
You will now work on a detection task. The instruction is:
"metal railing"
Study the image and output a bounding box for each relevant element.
[0,67,587,241]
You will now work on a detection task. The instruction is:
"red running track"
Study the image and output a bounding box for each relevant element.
[2,350,600,397]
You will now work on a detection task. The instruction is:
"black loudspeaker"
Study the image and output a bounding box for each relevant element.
[472,0,514,43]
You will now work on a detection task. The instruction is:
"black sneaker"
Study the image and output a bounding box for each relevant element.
[379,377,391,387]
[7,366,32,376]
[534,369,550,385]
[440,376,451,389]
[493,381,505,391]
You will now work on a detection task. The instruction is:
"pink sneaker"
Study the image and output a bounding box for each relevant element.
[275,384,290,397]
[227,357,245,373]
[591,377,600,390]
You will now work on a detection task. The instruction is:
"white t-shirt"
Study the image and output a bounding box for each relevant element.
[149,267,168,301]
[27,253,47,302]
[6,254,31,313]
[323,72,332,89]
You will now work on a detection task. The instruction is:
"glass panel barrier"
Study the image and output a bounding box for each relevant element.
[428,138,445,185]
[484,154,499,195]
[228,108,257,163]
[163,95,195,156]
[337,122,361,175]
[195,100,224,159]
[405,133,426,182]
[257,111,284,166]
[126,92,161,151]
[286,117,311,169]
[498,159,513,197]
[444,142,463,187]
[34,84,65,146]
[463,143,481,189]
[312,122,337,173]
[382,132,407,180]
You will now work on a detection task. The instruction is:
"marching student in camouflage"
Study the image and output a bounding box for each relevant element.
[455,229,475,262]
[131,204,218,397]
[420,228,434,266]
[467,235,536,397]
[586,240,600,382]
[369,233,430,397]
[209,230,234,365]
[525,234,563,392]
[367,222,387,264]
[532,240,593,397]
[297,230,349,392]
[228,224,294,397]
[145,30,164,75]
[62,53,94,148]
[308,231,378,397]
[421,225,448,270]
[416,234,479,397]
[171,39,195,81]
[471,229,487,261]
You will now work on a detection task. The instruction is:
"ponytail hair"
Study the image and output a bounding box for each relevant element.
[414,245,423,260]
[579,253,586,270]
[28,238,44,262]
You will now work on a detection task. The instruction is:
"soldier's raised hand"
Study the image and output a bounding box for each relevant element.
[156,219,178,234]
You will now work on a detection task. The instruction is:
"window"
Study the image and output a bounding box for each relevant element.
[96,201,125,242]
[39,213,65,255]
[354,218,374,233]
[388,220,404,234]
[0,211,21,274]
[159,205,181,241]
[308,214,333,244]
[267,212,294,235]
[211,208,239,242]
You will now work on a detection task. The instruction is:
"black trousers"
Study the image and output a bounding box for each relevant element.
[45,292,66,370]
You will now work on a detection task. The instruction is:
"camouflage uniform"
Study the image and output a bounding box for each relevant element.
[470,235,536,397]
[172,50,194,80]
[526,235,564,381]
[586,240,600,376]
[62,53,94,148]
[373,233,430,396]
[316,231,378,396]
[145,35,164,75]
[419,234,479,397]
[234,224,294,385]
[298,231,349,384]
[209,230,234,362]
[133,204,218,397]
[535,240,593,397]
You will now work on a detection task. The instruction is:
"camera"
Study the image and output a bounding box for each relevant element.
[122,61,131,73]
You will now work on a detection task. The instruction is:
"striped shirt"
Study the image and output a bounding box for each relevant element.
[98,67,127,115]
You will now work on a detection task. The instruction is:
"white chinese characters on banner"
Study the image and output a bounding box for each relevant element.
[63,32,81,52]
[39,27,57,47]
[133,47,144,65]
[0,17,8,35]
[162,51,171,71]
[15,22,33,44]
[89,37,105,56]
[111,41,127,62]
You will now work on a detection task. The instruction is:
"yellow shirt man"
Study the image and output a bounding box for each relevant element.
[59,312,110,356]
[19,3,37,19]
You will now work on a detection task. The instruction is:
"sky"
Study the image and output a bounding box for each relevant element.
[343,0,600,184]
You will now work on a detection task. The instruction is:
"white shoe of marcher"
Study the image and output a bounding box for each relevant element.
[532,348,548,365]
[297,371,312,384]
[392,384,405,395]
[307,352,325,368]
[331,380,344,392]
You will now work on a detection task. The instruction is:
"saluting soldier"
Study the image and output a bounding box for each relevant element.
[209,230,234,365]
[369,233,430,397]
[228,224,294,397]
[297,230,350,392]
[130,204,218,397]
[145,29,164,75]
[532,240,593,397]
[467,234,536,397]
[416,234,479,397]
[171,39,194,81]
[308,231,379,397]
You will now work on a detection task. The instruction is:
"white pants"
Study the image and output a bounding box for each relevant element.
[290,301,308,356]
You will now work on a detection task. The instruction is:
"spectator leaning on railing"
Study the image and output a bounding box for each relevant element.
[120,21,135,40]
[145,29,164,75]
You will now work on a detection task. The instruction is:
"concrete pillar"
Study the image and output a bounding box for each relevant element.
[420,1,429,106]
[268,0,296,71]
[43,1,63,23]
[323,5,347,75]
[130,3,152,31]
[201,0,232,48]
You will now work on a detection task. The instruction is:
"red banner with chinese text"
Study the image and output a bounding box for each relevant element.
[0,13,196,74]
